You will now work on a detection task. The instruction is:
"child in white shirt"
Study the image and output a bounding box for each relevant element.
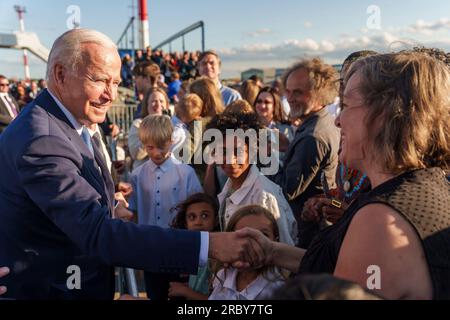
[128,114,202,300]
[209,205,286,300]
[207,112,298,245]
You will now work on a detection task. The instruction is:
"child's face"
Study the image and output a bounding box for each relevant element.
[219,137,251,180]
[185,202,216,232]
[145,140,172,166]
[179,113,194,125]
[234,214,276,241]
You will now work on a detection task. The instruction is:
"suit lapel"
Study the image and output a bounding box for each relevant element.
[92,141,115,211]
[35,90,112,209]
[0,96,14,119]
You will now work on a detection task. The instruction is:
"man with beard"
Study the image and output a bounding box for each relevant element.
[271,58,340,249]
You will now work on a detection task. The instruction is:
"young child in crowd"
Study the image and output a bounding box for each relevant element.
[167,193,219,300]
[207,112,298,246]
[175,93,210,183]
[128,114,203,300]
[209,205,286,300]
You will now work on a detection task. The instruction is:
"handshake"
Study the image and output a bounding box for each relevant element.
[208,228,275,269]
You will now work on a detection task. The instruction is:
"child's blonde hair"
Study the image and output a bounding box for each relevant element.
[226,205,279,241]
[176,93,204,123]
[139,114,173,147]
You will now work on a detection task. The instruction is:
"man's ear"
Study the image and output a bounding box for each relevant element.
[53,64,67,86]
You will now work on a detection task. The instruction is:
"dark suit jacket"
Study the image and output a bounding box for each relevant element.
[0,90,201,299]
[0,94,20,133]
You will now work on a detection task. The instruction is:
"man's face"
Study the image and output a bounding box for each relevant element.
[57,43,121,126]
[135,75,151,95]
[0,78,9,94]
[198,54,220,81]
[285,68,316,119]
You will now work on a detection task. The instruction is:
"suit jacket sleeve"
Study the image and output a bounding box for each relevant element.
[17,135,201,274]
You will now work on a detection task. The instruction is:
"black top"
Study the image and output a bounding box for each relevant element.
[298,168,450,299]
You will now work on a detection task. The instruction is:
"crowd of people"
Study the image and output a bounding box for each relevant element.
[0,28,449,301]
[120,47,201,90]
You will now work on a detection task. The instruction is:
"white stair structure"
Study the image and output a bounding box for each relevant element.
[0,31,49,63]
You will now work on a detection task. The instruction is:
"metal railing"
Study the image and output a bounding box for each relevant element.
[108,103,138,137]
[154,21,205,52]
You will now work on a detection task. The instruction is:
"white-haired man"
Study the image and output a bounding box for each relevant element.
[0,29,263,300]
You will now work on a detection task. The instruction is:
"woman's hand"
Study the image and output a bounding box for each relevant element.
[168,282,190,298]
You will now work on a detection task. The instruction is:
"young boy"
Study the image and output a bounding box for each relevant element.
[128,114,203,300]
[174,93,210,183]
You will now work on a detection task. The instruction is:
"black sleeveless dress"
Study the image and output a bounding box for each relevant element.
[298,168,450,299]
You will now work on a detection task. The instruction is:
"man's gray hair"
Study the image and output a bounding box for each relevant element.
[46,28,117,81]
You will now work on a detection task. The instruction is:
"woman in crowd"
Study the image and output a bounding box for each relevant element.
[254,86,293,153]
[246,51,450,300]
[128,87,185,170]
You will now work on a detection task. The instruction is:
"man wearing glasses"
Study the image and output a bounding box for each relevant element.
[0,75,20,133]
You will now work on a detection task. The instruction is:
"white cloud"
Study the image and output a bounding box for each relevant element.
[304,21,312,28]
[245,28,272,37]
[407,18,450,35]
[221,32,401,62]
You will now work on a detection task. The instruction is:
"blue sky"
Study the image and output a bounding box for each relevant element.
[1,0,450,79]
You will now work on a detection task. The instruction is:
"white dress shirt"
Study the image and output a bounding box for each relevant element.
[218,165,298,246]
[209,267,285,300]
[129,155,203,228]
[87,125,113,173]
[0,93,18,118]
[47,90,83,134]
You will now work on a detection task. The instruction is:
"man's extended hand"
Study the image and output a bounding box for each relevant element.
[113,195,134,222]
[0,266,10,296]
[232,228,275,269]
[116,182,132,197]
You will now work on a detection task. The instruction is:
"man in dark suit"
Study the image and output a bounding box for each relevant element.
[0,75,20,134]
[0,29,263,300]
